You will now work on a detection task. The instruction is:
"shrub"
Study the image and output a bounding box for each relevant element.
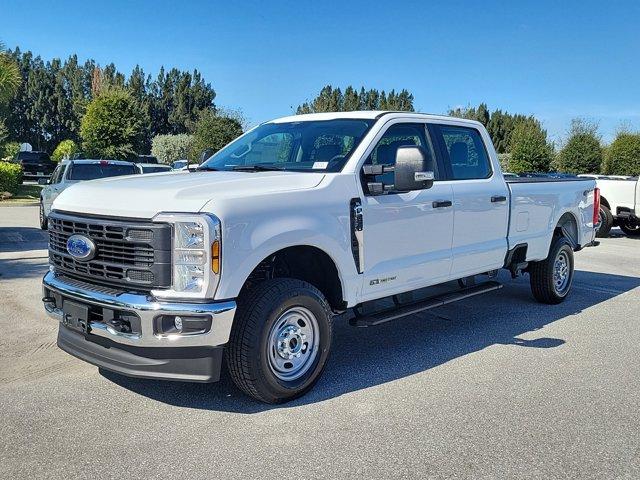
[556,119,603,174]
[190,111,243,162]
[603,132,640,176]
[1,141,20,159]
[52,139,80,162]
[508,120,554,174]
[0,161,23,194]
[80,88,146,160]
[151,134,194,164]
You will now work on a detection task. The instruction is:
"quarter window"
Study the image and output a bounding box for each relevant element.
[434,125,491,180]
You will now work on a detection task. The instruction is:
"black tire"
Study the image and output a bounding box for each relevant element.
[529,236,574,304]
[225,278,333,404]
[595,205,613,238]
[39,201,48,230]
[619,221,640,237]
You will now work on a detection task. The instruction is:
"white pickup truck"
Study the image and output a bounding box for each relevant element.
[579,175,640,237]
[42,112,599,403]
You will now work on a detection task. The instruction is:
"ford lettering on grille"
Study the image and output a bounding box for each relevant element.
[66,234,96,261]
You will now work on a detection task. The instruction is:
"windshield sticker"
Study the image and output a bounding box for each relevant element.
[312,162,328,170]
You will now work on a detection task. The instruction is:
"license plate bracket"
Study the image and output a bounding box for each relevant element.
[62,300,89,333]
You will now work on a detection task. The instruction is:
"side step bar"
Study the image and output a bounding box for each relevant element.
[349,281,503,327]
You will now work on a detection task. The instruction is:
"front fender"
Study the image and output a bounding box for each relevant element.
[215,212,360,305]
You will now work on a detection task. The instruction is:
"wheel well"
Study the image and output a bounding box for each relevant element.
[600,196,610,210]
[555,212,579,248]
[242,246,345,311]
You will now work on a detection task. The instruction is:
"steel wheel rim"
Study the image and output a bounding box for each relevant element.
[267,306,319,382]
[553,250,571,294]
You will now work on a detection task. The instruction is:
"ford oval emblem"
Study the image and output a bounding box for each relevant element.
[66,234,96,261]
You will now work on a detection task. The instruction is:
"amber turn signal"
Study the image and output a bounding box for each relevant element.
[211,240,220,274]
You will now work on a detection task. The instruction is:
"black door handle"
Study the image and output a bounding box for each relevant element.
[491,195,507,203]
[432,200,452,208]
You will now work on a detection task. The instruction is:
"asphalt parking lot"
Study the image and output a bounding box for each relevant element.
[1,205,639,479]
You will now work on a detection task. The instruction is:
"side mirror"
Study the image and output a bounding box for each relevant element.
[38,178,49,185]
[394,146,434,192]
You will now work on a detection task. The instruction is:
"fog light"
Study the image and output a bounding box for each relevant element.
[154,314,212,335]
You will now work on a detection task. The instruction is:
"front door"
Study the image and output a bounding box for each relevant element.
[359,122,454,301]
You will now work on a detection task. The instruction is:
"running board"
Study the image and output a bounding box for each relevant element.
[349,281,503,327]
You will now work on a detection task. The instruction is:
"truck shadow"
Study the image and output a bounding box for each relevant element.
[101,269,640,413]
[0,227,48,253]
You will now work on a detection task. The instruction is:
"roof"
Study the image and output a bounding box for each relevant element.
[269,111,484,127]
[60,159,137,166]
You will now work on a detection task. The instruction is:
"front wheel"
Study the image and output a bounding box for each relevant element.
[39,201,48,230]
[529,236,575,304]
[619,221,640,237]
[225,279,333,403]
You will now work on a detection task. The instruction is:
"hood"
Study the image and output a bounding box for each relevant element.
[52,170,325,219]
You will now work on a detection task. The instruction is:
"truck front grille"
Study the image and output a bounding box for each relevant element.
[48,212,172,291]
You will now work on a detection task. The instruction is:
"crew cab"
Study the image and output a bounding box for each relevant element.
[39,159,140,230]
[42,112,599,403]
[14,151,56,180]
[579,174,640,237]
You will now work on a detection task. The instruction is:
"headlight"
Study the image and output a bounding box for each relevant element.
[152,213,221,299]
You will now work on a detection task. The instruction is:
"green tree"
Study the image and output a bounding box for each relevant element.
[0,41,21,153]
[80,88,146,160]
[603,132,640,176]
[508,120,554,173]
[0,41,21,105]
[52,139,80,162]
[297,85,414,114]
[151,133,193,164]
[556,119,603,174]
[190,111,243,161]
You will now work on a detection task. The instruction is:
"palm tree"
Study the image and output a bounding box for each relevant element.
[0,41,21,106]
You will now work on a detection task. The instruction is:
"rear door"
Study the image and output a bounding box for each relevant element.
[359,121,454,301]
[429,123,509,277]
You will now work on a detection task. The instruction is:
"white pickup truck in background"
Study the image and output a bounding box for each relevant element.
[42,112,599,403]
[579,174,640,237]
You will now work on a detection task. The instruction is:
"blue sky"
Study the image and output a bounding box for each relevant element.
[1,0,638,143]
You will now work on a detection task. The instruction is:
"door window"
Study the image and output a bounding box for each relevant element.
[364,123,434,187]
[433,125,491,180]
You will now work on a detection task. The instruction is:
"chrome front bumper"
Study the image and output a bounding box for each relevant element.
[42,271,236,348]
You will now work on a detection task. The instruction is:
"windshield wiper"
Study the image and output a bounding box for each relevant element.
[196,166,220,172]
[232,164,285,172]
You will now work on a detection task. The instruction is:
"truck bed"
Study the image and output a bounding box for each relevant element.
[506,178,596,261]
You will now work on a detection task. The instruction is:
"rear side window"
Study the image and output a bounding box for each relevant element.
[433,125,491,180]
[68,163,137,180]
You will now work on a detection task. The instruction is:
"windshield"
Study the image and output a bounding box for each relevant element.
[17,152,51,163]
[68,163,138,180]
[199,119,375,172]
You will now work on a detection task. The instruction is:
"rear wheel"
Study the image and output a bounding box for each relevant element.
[595,205,613,238]
[225,278,333,403]
[619,221,640,237]
[529,236,574,304]
[39,201,48,230]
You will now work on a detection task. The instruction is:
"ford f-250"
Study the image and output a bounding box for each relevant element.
[42,112,600,403]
